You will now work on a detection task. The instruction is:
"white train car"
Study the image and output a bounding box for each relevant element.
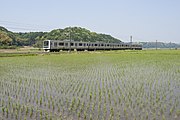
[43,40,142,52]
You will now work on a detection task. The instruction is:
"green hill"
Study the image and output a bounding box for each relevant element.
[0,26,121,48]
[0,26,29,47]
[41,27,120,43]
[0,26,14,45]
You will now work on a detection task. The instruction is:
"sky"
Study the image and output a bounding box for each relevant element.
[0,0,180,43]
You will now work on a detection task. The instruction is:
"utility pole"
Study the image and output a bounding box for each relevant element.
[130,36,132,49]
[156,40,157,50]
[88,41,90,50]
[69,28,71,52]
[170,42,171,50]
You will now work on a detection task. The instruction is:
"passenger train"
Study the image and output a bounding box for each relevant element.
[43,40,142,52]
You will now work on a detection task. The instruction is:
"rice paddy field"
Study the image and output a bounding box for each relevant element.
[0,50,180,120]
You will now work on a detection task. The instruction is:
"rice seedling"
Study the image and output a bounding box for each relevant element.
[0,50,179,119]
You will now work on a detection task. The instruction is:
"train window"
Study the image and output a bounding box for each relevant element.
[71,43,74,46]
[54,42,57,47]
[65,43,68,46]
[91,44,94,46]
[75,43,77,46]
[43,41,49,48]
[84,43,86,46]
[44,41,48,45]
[79,43,82,46]
[44,41,48,46]
[59,42,64,46]
[95,44,97,46]
[107,44,109,46]
[101,44,104,46]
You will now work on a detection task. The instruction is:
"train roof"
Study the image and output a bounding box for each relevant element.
[45,40,141,45]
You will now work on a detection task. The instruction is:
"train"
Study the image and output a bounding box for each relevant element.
[43,40,142,52]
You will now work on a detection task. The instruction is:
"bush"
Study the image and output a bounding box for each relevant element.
[0,45,17,49]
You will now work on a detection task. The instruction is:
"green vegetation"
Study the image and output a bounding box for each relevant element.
[0,27,16,46]
[1,26,179,49]
[140,42,180,49]
[0,50,180,120]
[0,26,120,48]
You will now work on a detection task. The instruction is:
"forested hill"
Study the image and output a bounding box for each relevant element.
[0,26,121,47]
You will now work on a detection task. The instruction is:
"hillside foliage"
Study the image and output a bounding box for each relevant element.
[1,26,179,48]
[0,26,120,48]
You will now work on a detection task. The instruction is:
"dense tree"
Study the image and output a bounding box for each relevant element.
[0,32,13,45]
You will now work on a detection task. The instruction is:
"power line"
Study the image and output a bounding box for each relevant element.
[5,27,44,31]
[0,20,55,32]
[0,20,54,28]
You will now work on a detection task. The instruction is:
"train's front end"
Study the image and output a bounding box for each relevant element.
[43,40,51,52]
